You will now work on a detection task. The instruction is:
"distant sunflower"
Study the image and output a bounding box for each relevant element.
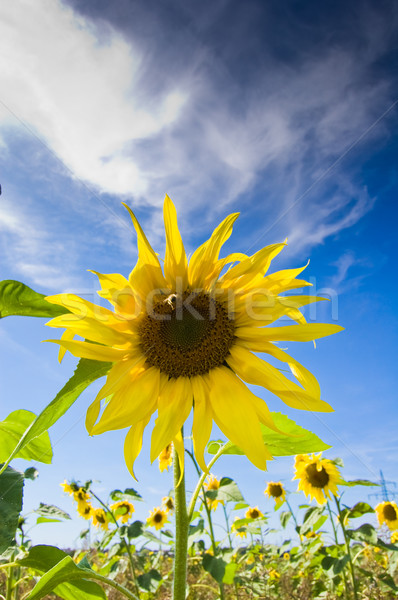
[245,506,263,520]
[147,507,168,530]
[375,501,398,531]
[293,454,341,504]
[92,508,110,530]
[264,481,286,508]
[111,500,135,523]
[46,195,343,476]
[391,530,398,543]
[204,474,222,511]
[60,480,75,496]
[162,496,175,513]
[231,518,247,539]
[73,488,90,505]
[77,502,93,520]
[158,444,173,473]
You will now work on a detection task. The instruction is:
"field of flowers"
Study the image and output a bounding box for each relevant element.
[1,447,398,600]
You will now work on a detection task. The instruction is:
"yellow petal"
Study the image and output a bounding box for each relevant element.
[123,203,167,298]
[46,293,120,323]
[124,415,152,480]
[262,264,311,294]
[45,339,130,362]
[94,356,147,403]
[163,195,188,290]
[191,375,213,472]
[228,345,332,412]
[150,377,192,463]
[188,212,239,288]
[221,242,286,287]
[173,430,185,487]
[236,323,344,344]
[46,314,132,347]
[207,367,271,469]
[234,295,327,327]
[90,271,138,317]
[91,367,160,434]
[57,329,75,363]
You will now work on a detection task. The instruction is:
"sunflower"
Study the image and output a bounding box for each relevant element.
[111,500,135,523]
[162,496,175,513]
[204,474,222,510]
[375,501,398,531]
[264,481,286,508]
[77,501,93,520]
[60,480,75,495]
[73,488,90,505]
[147,507,168,530]
[45,195,343,476]
[158,444,173,472]
[293,454,341,504]
[92,508,110,530]
[231,518,247,539]
[391,530,398,544]
[245,506,263,520]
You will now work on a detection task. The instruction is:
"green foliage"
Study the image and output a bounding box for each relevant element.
[20,550,106,600]
[110,487,143,502]
[207,412,330,457]
[0,358,111,475]
[346,523,378,545]
[137,568,162,593]
[34,502,71,524]
[205,477,244,505]
[340,478,380,487]
[0,280,69,318]
[0,465,24,554]
[0,410,52,465]
[346,501,375,518]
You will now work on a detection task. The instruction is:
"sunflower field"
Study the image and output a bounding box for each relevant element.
[1,197,397,599]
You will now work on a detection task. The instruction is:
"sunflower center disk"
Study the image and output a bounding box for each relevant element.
[269,484,283,497]
[138,291,235,378]
[384,504,397,521]
[306,463,330,488]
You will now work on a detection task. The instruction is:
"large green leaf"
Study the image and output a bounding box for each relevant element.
[0,359,111,476]
[347,502,375,519]
[0,280,69,318]
[19,547,106,600]
[0,466,24,554]
[340,479,379,487]
[346,524,378,545]
[0,410,52,464]
[205,477,244,505]
[207,412,330,457]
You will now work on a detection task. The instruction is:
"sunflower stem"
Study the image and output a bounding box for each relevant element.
[187,443,228,522]
[334,495,359,600]
[173,438,188,600]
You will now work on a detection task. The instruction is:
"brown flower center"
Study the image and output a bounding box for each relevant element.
[250,509,260,519]
[138,291,235,377]
[154,512,163,523]
[384,504,397,521]
[306,463,330,488]
[269,483,283,497]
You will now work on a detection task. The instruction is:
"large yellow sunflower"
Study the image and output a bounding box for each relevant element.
[375,501,398,531]
[45,195,343,476]
[293,453,341,504]
[264,481,286,508]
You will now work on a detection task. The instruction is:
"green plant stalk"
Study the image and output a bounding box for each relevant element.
[187,443,229,522]
[173,438,188,600]
[5,566,13,600]
[222,504,233,550]
[334,495,358,600]
[285,497,301,544]
[90,490,140,599]
[327,500,348,598]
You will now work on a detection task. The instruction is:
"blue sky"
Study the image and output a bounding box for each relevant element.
[0,0,398,547]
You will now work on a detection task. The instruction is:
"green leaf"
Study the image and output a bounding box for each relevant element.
[0,410,52,464]
[280,511,291,528]
[188,519,205,546]
[0,466,24,553]
[24,467,39,480]
[127,520,144,539]
[223,562,238,584]
[34,503,71,520]
[205,477,245,505]
[109,487,142,502]
[20,549,106,600]
[340,479,379,487]
[346,524,378,545]
[347,502,375,519]
[137,569,162,593]
[207,412,330,457]
[0,359,111,476]
[377,573,398,591]
[202,553,227,584]
[0,280,69,318]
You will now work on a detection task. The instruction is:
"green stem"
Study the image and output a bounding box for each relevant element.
[327,500,348,597]
[6,566,13,600]
[222,504,233,550]
[334,495,358,600]
[173,438,188,600]
[187,443,229,522]
[90,491,140,598]
[285,497,301,544]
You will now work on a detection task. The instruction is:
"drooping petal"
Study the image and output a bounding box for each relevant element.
[123,203,167,298]
[262,264,311,294]
[207,367,272,469]
[188,212,239,288]
[234,295,328,327]
[124,415,152,479]
[45,339,130,362]
[221,242,286,290]
[227,344,332,412]
[236,323,344,344]
[150,377,193,463]
[191,375,213,472]
[173,429,185,487]
[46,314,132,347]
[163,195,188,290]
[57,329,75,363]
[91,367,160,434]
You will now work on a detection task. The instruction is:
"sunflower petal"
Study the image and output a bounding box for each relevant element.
[163,195,188,290]
[124,415,152,480]
[45,339,130,362]
[90,271,137,317]
[191,375,213,472]
[208,367,272,469]
[236,323,344,344]
[46,314,132,347]
[150,377,192,463]
[173,430,185,487]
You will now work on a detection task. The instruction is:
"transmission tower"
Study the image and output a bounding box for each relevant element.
[369,469,398,502]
